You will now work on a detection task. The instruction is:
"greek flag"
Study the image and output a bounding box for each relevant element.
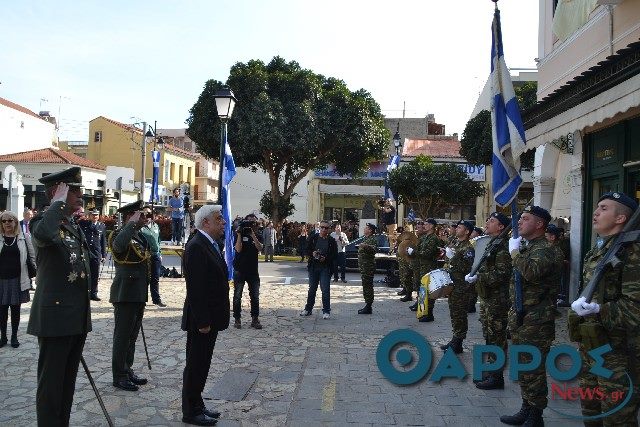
[490,6,527,207]
[384,154,401,200]
[222,135,237,281]
[149,150,160,203]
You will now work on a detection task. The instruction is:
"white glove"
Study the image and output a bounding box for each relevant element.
[445,247,455,259]
[508,237,522,254]
[465,274,477,284]
[571,296,601,316]
[407,247,414,255]
[51,182,69,204]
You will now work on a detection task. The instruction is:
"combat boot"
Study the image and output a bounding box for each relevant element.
[473,371,490,384]
[522,407,544,427]
[397,289,407,296]
[475,372,504,390]
[500,400,531,425]
[400,294,413,302]
[250,316,263,329]
[440,337,463,354]
[409,302,418,311]
[357,303,372,314]
[418,313,434,322]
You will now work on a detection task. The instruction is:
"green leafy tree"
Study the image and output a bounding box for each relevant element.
[459,82,537,169]
[259,191,295,221]
[388,155,485,219]
[186,56,389,225]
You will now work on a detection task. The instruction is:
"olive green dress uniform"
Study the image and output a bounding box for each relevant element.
[109,217,151,384]
[569,235,640,425]
[27,167,93,427]
[414,232,441,316]
[358,235,378,304]
[475,239,511,365]
[447,239,475,339]
[509,236,563,410]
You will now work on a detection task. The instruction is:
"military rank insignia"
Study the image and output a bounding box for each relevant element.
[68,271,78,282]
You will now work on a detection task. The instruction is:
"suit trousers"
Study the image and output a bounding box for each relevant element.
[36,334,87,427]
[89,257,100,297]
[182,326,218,417]
[112,302,145,381]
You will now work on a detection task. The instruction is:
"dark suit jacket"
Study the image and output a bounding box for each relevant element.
[181,231,230,332]
[27,201,92,337]
[78,220,106,259]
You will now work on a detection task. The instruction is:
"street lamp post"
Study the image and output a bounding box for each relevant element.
[213,87,237,205]
[139,121,164,203]
[392,122,402,224]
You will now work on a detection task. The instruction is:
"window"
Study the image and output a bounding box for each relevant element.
[164,160,170,181]
[179,165,184,183]
[187,166,192,182]
[94,131,102,142]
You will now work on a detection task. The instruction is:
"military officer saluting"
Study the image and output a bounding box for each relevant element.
[465,212,512,390]
[357,223,378,314]
[78,209,106,301]
[570,192,640,424]
[109,201,151,391]
[26,167,93,426]
[500,206,564,426]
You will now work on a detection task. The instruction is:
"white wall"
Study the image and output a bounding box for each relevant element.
[0,105,56,155]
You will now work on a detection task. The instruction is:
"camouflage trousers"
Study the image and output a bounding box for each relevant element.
[511,321,554,409]
[579,344,640,427]
[467,286,478,310]
[411,261,421,292]
[478,294,508,366]
[447,282,473,339]
[398,258,413,294]
[361,273,374,304]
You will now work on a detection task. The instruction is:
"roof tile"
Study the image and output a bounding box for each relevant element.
[0,148,105,170]
[402,138,462,158]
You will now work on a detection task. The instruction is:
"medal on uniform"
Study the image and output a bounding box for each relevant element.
[60,230,65,239]
[68,271,78,282]
[70,253,77,264]
[80,271,86,279]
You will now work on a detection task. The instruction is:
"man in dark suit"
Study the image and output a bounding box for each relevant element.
[27,167,92,426]
[109,200,150,392]
[181,204,229,426]
[79,209,106,301]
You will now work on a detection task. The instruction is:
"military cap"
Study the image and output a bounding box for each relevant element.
[473,226,484,236]
[522,205,551,223]
[365,223,377,232]
[545,224,562,237]
[456,220,474,232]
[598,192,638,211]
[425,218,438,226]
[38,166,83,188]
[117,200,145,215]
[489,211,510,227]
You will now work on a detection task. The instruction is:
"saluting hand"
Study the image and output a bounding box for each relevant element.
[51,182,69,203]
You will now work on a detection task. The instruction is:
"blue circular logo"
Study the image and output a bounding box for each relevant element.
[376,329,432,385]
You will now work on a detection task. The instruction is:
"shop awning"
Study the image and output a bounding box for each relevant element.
[318,184,384,196]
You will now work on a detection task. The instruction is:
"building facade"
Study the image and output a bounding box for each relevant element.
[0,97,58,155]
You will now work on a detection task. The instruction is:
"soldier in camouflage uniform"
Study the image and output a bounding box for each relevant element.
[409,218,442,321]
[499,206,564,426]
[396,227,416,300]
[357,223,378,314]
[569,192,640,426]
[467,226,483,314]
[440,220,475,353]
[465,212,512,390]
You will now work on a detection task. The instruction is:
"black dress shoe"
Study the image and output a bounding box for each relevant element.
[10,336,19,348]
[154,300,167,307]
[0,337,6,348]
[400,294,413,302]
[409,302,418,311]
[90,295,101,301]
[128,371,148,385]
[182,413,217,426]
[113,379,139,391]
[203,408,221,419]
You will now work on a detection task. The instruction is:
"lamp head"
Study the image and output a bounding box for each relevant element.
[214,86,237,120]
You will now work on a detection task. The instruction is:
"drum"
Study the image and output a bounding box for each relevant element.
[422,268,453,299]
[397,231,418,261]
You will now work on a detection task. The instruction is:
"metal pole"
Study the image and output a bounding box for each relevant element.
[80,356,114,427]
[140,323,152,370]
[217,121,226,205]
[140,122,148,202]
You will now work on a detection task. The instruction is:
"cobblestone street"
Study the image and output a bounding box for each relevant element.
[1,261,585,426]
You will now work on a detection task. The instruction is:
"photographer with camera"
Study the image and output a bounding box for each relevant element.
[379,198,397,251]
[232,214,264,329]
[300,220,337,319]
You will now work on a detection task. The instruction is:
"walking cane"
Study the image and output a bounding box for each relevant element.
[140,323,152,370]
[80,356,114,427]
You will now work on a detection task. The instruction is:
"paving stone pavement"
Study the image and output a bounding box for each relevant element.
[0,262,590,426]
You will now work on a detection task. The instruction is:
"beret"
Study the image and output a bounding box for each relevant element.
[546,224,562,237]
[489,211,510,227]
[598,192,638,211]
[425,218,438,226]
[522,205,551,223]
[366,223,377,232]
[456,220,474,232]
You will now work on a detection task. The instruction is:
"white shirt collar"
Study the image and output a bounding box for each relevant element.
[198,229,215,245]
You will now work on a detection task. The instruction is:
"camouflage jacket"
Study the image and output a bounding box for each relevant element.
[476,238,511,297]
[416,232,440,276]
[577,235,640,341]
[358,235,378,273]
[509,236,563,326]
[448,239,474,284]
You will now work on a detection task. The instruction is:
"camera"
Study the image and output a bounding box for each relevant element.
[238,219,255,237]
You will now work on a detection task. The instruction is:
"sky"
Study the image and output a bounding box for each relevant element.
[0,0,539,142]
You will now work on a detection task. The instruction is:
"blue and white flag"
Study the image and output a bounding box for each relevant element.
[384,154,401,200]
[221,134,237,282]
[490,7,527,207]
[149,150,160,203]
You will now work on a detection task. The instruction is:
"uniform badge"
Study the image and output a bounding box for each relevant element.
[80,271,86,279]
[68,271,78,282]
[70,253,77,263]
[60,230,65,239]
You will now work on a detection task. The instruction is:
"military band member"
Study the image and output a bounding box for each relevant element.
[500,206,563,426]
[408,218,441,322]
[570,192,640,425]
[357,223,378,314]
[27,167,93,426]
[109,201,151,391]
[78,209,106,301]
[465,212,511,390]
[441,220,475,353]
[396,227,417,300]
